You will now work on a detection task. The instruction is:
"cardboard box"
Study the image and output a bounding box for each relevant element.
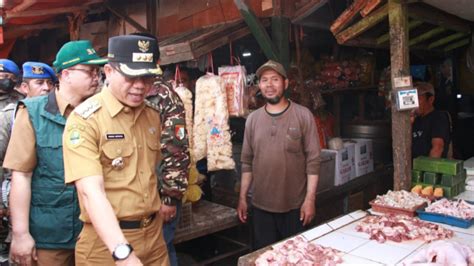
[322,147,355,186]
[317,151,336,192]
[344,139,374,178]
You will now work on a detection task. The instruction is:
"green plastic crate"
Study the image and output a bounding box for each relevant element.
[424,172,441,184]
[435,184,459,198]
[441,169,466,186]
[412,170,423,183]
[413,156,463,175]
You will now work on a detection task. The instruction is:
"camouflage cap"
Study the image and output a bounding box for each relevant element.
[256,60,287,79]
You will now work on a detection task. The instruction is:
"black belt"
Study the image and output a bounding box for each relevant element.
[119,213,156,229]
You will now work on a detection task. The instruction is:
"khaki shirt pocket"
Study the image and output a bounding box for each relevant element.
[285,127,302,153]
[100,141,134,179]
[146,137,160,164]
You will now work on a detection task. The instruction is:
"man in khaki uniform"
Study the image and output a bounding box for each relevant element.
[63,35,169,266]
[4,41,105,266]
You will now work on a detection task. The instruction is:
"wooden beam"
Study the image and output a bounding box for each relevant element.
[408,26,447,46]
[360,0,381,17]
[376,19,422,45]
[408,4,470,33]
[146,0,157,36]
[330,0,367,34]
[105,2,149,33]
[444,38,470,52]
[233,0,279,61]
[6,0,103,19]
[344,37,388,49]
[272,16,290,70]
[428,32,469,49]
[292,0,327,23]
[389,0,411,191]
[4,22,65,39]
[335,3,388,44]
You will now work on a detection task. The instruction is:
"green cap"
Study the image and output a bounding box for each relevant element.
[53,40,107,73]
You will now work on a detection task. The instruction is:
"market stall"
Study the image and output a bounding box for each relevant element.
[238,156,474,265]
[239,207,474,265]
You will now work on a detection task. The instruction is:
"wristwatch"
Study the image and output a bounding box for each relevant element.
[112,243,133,261]
[161,196,179,206]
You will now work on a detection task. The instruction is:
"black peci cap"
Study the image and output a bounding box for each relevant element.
[107,35,161,77]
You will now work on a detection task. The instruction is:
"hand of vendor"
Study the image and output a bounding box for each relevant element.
[237,198,248,223]
[10,232,37,266]
[300,199,316,226]
[159,204,177,223]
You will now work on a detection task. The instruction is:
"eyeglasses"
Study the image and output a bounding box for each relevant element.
[68,68,101,77]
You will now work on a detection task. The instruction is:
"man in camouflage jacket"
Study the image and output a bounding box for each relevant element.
[146,78,189,266]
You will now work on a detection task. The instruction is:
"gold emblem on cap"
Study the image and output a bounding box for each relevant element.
[132,53,153,63]
[138,40,150,52]
[32,66,44,74]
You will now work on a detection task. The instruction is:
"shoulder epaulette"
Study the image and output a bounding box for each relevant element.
[1,103,15,112]
[74,99,101,119]
[145,99,159,111]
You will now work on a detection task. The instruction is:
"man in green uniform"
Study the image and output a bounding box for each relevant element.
[3,41,105,266]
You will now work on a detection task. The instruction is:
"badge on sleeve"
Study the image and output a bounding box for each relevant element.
[175,125,186,140]
[68,129,83,148]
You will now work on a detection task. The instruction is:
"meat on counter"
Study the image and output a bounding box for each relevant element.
[255,236,343,266]
[355,215,453,243]
[425,198,474,220]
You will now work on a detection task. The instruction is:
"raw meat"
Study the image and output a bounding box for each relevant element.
[193,73,235,171]
[373,190,430,209]
[425,199,474,220]
[255,236,343,266]
[403,240,474,266]
[355,215,453,243]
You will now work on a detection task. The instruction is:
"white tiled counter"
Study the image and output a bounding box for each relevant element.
[238,210,474,265]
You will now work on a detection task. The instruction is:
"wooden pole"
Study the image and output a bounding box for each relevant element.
[389,0,411,191]
[376,19,421,45]
[233,0,279,61]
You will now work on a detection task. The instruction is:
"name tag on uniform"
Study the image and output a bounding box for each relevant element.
[106,133,125,140]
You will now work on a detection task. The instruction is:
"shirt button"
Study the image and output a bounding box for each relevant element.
[116,148,122,154]
[123,107,131,113]
[144,193,148,198]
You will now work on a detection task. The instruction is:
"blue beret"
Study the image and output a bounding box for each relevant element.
[0,59,20,76]
[22,61,57,82]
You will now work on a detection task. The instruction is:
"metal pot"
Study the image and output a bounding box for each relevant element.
[342,121,393,163]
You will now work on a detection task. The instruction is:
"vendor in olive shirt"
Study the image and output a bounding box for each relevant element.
[411,82,451,159]
[237,60,321,250]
